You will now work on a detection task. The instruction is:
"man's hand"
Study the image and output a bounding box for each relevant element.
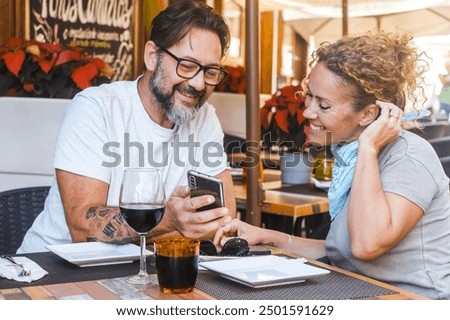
[150,186,232,239]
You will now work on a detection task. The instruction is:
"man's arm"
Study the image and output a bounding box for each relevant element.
[57,168,236,243]
[56,169,138,243]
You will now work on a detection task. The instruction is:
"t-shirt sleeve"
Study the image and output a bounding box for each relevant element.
[380,152,438,211]
[53,93,111,183]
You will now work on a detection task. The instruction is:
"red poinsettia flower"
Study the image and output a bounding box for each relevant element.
[260,83,308,151]
[3,50,25,77]
[0,37,114,98]
[214,65,246,94]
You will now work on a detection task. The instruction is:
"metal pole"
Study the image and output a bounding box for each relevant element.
[342,0,348,35]
[245,0,262,227]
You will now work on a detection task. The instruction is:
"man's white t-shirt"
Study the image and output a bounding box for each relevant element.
[18,79,227,253]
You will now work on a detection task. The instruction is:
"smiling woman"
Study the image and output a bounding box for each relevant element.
[212,31,450,300]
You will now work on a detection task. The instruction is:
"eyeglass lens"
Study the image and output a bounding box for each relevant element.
[177,60,225,85]
[157,45,227,85]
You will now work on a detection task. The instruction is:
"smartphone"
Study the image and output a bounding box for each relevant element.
[187,170,224,211]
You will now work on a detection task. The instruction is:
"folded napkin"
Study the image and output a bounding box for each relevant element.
[0,256,48,283]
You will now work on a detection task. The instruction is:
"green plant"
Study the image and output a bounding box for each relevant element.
[0,37,114,98]
[260,83,308,152]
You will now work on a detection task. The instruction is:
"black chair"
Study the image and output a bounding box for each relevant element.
[429,136,450,158]
[440,156,450,181]
[223,134,247,155]
[407,123,450,140]
[0,186,50,254]
[444,123,450,137]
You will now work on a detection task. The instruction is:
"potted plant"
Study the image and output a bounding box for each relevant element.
[214,65,246,94]
[260,83,312,184]
[0,37,114,98]
[260,83,308,151]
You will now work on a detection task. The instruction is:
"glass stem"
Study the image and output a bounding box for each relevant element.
[139,233,147,275]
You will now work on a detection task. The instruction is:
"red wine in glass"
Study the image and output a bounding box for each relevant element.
[120,168,165,285]
[120,204,164,233]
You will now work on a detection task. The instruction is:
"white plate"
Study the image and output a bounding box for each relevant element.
[200,255,330,288]
[46,242,153,267]
[311,177,331,190]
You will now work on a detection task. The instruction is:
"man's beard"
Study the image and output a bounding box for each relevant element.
[150,62,207,126]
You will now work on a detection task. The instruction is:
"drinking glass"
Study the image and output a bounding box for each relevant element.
[119,168,165,285]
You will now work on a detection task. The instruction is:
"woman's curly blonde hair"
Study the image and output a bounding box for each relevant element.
[309,32,428,112]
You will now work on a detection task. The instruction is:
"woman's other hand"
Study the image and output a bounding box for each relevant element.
[213,218,261,247]
[359,101,403,153]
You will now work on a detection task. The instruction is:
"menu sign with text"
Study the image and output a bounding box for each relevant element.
[29,0,135,81]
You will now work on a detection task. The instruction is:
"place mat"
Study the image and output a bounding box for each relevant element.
[0,252,398,300]
[196,267,398,300]
[271,183,327,197]
[0,252,140,289]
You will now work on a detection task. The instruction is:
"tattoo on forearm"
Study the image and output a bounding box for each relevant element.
[99,208,110,217]
[102,213,126,238]
[103,221,117,239]
[112,213,124,225]
[86,206,97,219]
[85,206,132,241]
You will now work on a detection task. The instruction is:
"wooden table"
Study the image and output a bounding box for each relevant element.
[0,250,427,300]
[233,169,329,217]
[233,169,329,235]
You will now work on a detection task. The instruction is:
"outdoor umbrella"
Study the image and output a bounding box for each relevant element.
[286,4,450,45]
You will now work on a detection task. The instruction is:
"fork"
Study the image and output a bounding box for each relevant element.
[1,255,31,277]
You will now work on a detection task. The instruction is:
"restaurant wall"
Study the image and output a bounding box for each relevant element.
[0,97,70,192]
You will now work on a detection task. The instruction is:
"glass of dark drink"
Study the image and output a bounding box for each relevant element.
[154,237,200,294]
[119,168,165,285]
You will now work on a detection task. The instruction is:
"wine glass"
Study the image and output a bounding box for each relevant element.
[119,168,165,285]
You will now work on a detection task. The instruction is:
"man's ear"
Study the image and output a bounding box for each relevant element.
[359,103,380,127]
[143,41,158,72]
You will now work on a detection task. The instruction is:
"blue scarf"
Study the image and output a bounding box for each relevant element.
[328,140,359,220]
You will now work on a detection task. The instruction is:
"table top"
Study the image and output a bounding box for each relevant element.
[233,169,329,217]
[0,249,427,300]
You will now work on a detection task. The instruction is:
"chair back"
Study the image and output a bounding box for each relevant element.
[0,97,69,192]
[429,136,450,159]
[407,123,450,140]
[224,134,247,154]
[0,186,50,254]
[440,156,450,181]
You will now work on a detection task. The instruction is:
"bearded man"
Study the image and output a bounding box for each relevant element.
[19,0,235,253]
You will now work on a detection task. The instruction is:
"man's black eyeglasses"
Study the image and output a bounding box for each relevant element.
[156,45,228,86]
[200,238,250,257]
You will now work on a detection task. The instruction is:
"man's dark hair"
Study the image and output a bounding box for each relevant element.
[150,0,230,58]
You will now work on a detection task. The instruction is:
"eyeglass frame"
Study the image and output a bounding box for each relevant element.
[155,44,228,86]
